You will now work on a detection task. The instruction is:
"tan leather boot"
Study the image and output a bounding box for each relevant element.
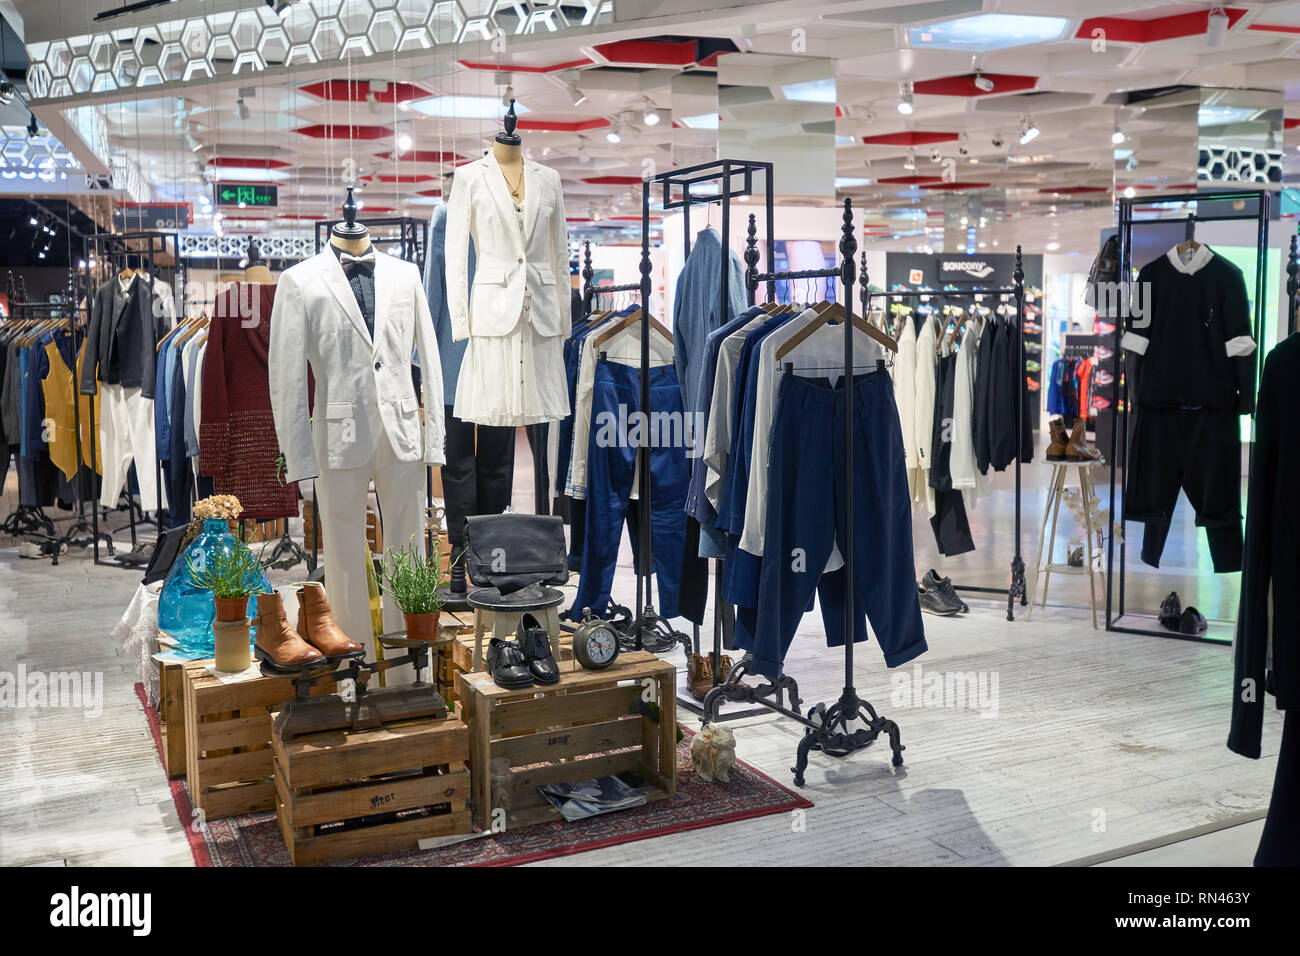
[1067,420,1104,462]
[253,591,325,672]
[296,582,364,659]
[1046,417,1069,461]
[688,653,712,701]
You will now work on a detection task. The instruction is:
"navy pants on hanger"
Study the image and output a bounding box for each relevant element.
[572,360,689,620]
[744,371,928,680]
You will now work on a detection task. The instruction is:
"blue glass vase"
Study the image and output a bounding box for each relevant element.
[157,518,271,659]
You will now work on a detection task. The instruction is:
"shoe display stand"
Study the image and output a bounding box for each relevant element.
[272,712,471,866]
[467,585,565,673]
[1027,459,1105,629]
[458,651,677,831]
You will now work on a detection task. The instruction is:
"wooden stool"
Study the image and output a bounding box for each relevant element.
[468,585,565,672]
[1027,458,1105,629]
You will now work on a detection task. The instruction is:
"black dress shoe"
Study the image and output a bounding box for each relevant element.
[922,568,967,613]
[518,613,560,685]
[918,584,959,616]
[486,638,534,689]
[1179,607,1208,635]
[1158,591,1182,629]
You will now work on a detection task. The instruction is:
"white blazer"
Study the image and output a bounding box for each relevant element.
[445,153,571,341]
[269,249,446,484]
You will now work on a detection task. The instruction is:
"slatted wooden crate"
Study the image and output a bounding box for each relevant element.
[182,660,298,820]
[458,651,677,831]
[273,716,471,865]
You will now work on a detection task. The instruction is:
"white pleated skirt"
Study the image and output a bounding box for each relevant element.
[453,307,569,427]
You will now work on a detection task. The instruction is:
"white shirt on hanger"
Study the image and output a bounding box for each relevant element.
[950,317,989,508]
[913,314,938,517]
[701,312,769,512]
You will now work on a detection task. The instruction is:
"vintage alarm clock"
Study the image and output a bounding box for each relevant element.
[571,608,621,670]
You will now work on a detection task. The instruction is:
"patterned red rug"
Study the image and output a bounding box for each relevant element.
[135,683,811,866]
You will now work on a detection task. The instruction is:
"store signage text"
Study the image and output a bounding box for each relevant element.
[112,203,192,232]
[939,259,995,279]
[214,183,278,208]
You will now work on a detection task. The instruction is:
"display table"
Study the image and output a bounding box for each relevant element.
[458,650,677,830]
[467,585,565,672]
[1027,458,1105,629]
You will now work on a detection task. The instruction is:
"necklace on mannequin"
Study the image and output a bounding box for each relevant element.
[503,166,525,201]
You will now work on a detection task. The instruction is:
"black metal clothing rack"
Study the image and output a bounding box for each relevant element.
[82,230,181,569]
[847,259,1029,619]
[1104,189,1272,641]
[1286,224,1299,337]
[314,216,429,272]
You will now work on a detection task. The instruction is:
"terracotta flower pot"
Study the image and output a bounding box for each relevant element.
[213,595,249,623]
[404,611,440,643]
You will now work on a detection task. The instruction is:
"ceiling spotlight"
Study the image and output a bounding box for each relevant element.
[366,91,379,114]
[1123,185,1136,199]
[502,84,515,108]
[1111,129,1126,145]
[185,131,202,152]
[929,147,942,164]
[27,113,38,139]
[606,123,621,144]
[0,80,14,106]
[642,99,661,126]
[562,72,587,107]
[1206,4,1229,47]
[973,72,995,93]
[28,215,37,226]
[903,148,916,170]
[395,121,413,154]
[37,251,46,260]
[1018,116,1039,145]
[991,131,1005,149]
[897,82,914,115]
[267,0,302,15]
[236,97,251,121]
[957,135,970,157]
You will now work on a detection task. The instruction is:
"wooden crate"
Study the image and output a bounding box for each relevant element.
[183,660,298,820]
[273,716,471,866]
[158,658,187,779]
[240,518,287,543]
[449,620,573,675]
[304,500,381,554]
[458,651,677,830]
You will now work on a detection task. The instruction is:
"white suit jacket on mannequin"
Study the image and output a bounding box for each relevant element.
[445,153,571,341]
[269,249,447,482]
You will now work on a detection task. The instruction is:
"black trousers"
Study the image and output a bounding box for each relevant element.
[1256,707,1300,866]
[1125,405,1242,572]
[442,405,515,549]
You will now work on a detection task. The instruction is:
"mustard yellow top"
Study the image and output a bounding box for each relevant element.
[41,339,101,480]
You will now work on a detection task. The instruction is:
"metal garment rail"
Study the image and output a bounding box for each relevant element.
[1104,189,1271,642]
[82,230,180,569]
[849,256,1029,620]
[697,197,906,787]
[1287,224,1300,337]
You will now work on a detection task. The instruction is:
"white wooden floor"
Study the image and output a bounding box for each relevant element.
[0,535,1283,867]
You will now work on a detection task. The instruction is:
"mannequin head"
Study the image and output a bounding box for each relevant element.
[329,186,371,254]
[495,99,521,147]
[244,236,273,284]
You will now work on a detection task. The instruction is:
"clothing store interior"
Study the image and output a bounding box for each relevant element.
[1,0,1299,875]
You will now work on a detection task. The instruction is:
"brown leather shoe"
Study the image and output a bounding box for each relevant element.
[1046,417,1070,461]
[688,653,712,701]
[296,582,365,660]
[1066,420,1104,462]
[253,591,325,672]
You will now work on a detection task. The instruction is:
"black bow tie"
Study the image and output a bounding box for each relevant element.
[339,250,376,272]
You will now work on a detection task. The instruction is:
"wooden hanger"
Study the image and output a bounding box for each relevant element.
[774,300,897,363]
[589,307,673,353]
[156,315,198,351]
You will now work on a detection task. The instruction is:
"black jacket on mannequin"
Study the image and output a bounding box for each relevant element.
[1229,334,1300,865]
[79,275,168,398]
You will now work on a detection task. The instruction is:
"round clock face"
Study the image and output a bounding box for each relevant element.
[583,625,618,667]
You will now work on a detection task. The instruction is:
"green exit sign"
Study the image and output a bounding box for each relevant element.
[214,183,278,208]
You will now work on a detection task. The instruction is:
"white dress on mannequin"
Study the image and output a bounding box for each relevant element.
[445,153,571,427]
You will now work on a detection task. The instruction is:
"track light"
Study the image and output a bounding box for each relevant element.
[27,113,38,139]
[1206,5,1229,48]
[395,121,413,154]
[642,99,661,126]
[0,80,14,106]
[1111,129,1126,145]
[28,215,37,226]
[1018,116,1039,145]
[606,123,621,144]
[366,91,379,114]
[897,82,914,115]
[236,97,250,121]
[563,72,587,107]
[502,84,515,108]
[991,131,1005,149]
[1123,185,1136,199]
[973,72,994,93]
[929,147,942,164]
[903,148,916,170]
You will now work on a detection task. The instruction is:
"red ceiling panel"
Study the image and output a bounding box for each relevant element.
[862,131,960,146]
[376,150,460,163]
[458,58,593,73]
[593,39,698,67]
[416,189,443,197]
[920,182,991,190]
[295,124,393,140]
[1075,8,1248,43]
[299,80,427,103]
[208,157,292,169]
[1249,23,1300,35]
[876,175,944,185]
[1285,118,1300,130]
[581,176,643,185]
[913,74,1036,97]
[517,117,610,132]
[1038,186,1109,194]
[375,174,436,183]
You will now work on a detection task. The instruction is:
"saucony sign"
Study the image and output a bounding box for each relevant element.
[940,260,996,279]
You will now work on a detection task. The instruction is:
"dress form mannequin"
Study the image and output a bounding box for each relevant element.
[330,186,372,255]
[244,236,274,284]
[492,98,525,203]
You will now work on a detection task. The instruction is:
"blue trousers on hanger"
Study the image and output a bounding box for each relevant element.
[572,360,689,620]
[743,371,927,679]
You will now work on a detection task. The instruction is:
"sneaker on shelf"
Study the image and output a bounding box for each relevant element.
[1026,376,1041,391]
[1025,359,1042,372]
[1093,369,1115,385]
[1090,395,1111,410]
[1022,322,1043,335]
[1094,345,1114,360]
[1094,321,1116,335]
[1024,340,1043,354]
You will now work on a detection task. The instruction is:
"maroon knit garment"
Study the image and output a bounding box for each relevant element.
[199,283,303,521]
